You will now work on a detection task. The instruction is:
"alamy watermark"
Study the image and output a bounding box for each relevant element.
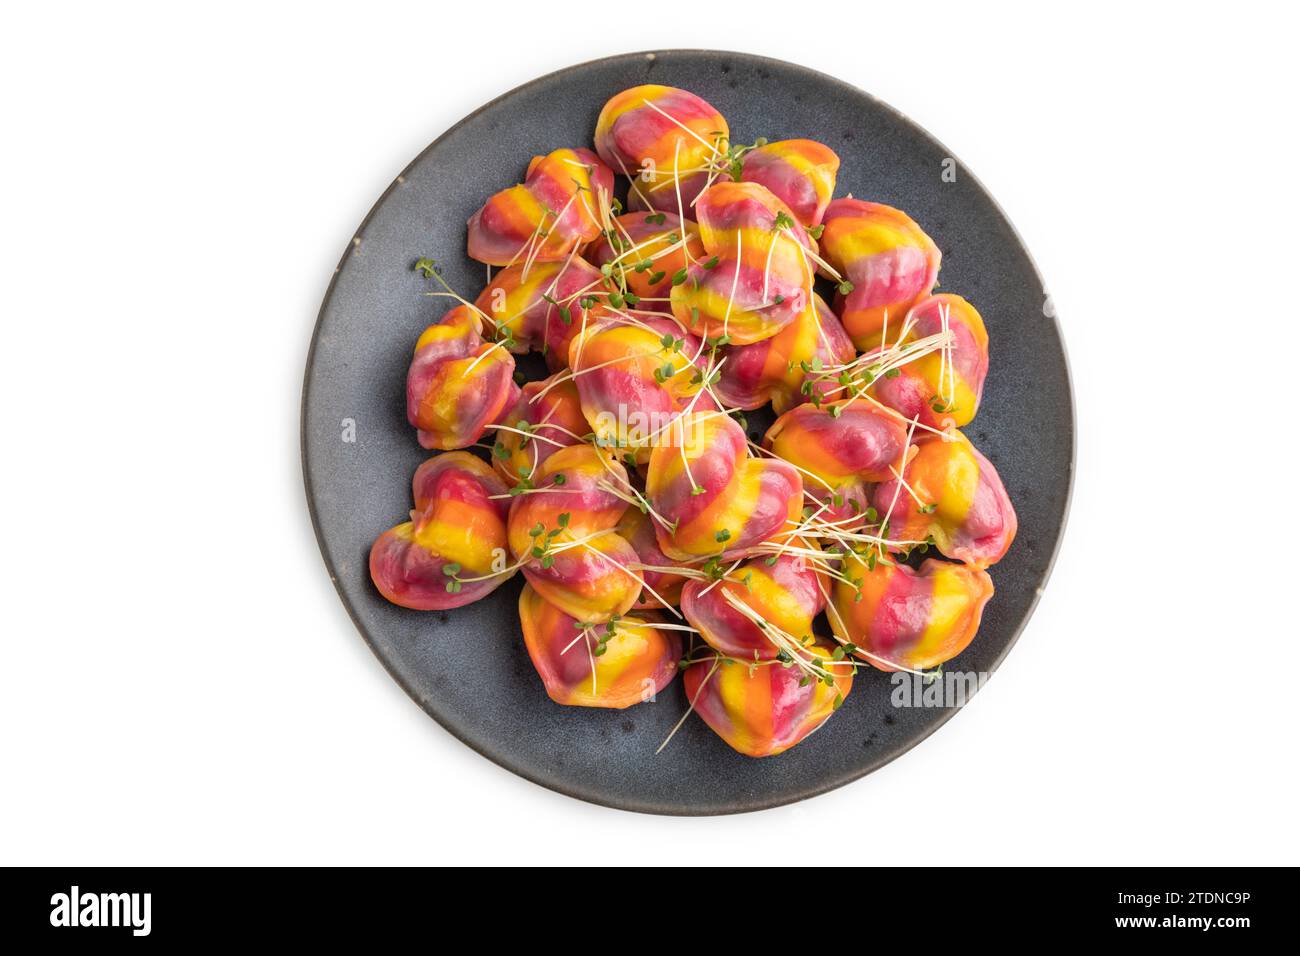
[890,670,990,708]
[50,885,151,936]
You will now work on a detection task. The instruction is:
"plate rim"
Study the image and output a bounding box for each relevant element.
[300,48,1077,816]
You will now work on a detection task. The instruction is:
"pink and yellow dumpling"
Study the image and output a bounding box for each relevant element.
[713,294,854,413]
[519,585,681,708]
[405,305,516,450]
[682,639,852,757]
[681,550,826,661]
[818,198,941,350]
[870,293,989,429]
[473,257,610,368]
[670,182,815,345]
[830,555,993,672]
[583,212,706,308]
[594,85,728,212]
[369,453,514,611]
[507,444,642,623]
[467,148,614,266]
[490,375,589,486]
[567,313,708,464]
[764,401,910,524]
[871,430,1017,568]
[646,411,802,561]
[740,139,840,228]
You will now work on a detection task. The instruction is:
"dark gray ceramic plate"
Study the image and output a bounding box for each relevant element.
[302,50,1073,815]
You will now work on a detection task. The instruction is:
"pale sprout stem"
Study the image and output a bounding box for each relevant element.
[878,416,920,554]
[656,657,720,755]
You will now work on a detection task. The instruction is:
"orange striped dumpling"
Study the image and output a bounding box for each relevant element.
[764,402,910,525]
[682,639,852,757]
[870,294,989,429]
[646,411,802,562]
[490,374,589,486]
[681,551,825,661]
[519,585,681,708]
[830,555,994,672]
[567,313,709,465]
[713,294,854,413]
[594,85,728,212]
[670,182,816,345]
[507,444,642,623]
[818,198,941,350]
[369,453,514,611]
[467,148,614,266]
[473,257,610,368]
[405,305,517,451]
[582,212,706,310]
[740,139,840,228]
[871,430,1016,568]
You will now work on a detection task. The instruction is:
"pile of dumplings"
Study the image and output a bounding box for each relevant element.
[369,84,1017,758]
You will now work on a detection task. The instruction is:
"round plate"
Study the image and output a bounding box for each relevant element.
[302,50,1074,815]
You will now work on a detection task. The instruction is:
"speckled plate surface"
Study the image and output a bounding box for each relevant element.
[302,50,1073,815]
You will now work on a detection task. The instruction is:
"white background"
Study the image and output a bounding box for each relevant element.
[3,2,1296,865]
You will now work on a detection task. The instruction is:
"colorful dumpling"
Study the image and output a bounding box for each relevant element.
[507,444,642,622]
[467,148,614,267]
[682,639,852,757]
[369,453,513,611]
[713,294,854,413]
[519,585,682,708]
[582,212,706,309]
[740,139,840,228]
[567,313,709,464]
[616,507,689,610]
[681,551,825,661]
[671,181,815,345]
[646,411,802,561]
[474,257,610,368]
[819,198,941,350]
[594,85,728,212]
[872,430,1016,568]
[830,555,993,672]
[764,401,910,524]
[406,304,517,450]
[870,293,989,428]
[490,375,589,486]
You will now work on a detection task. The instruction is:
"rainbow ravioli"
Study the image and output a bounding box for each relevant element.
[474,257,610,368]
[646,411,802,561]
[819,198,941,350]
[507,444,643,623]
[740,139,840,228]
[594,84,728,213]
[681,551,826,661]
[714,294,855,413]
[490,374,589,486]
[682,639,852,757]
[582,211,706,310]
[764,401,910,525]
[519,585,682,709]
[830,555,994,672]
[371,82,1020,751]
[467,148,614,267]
[406,304,517,450]
[871,429,1017,568]
[869,293,989,429]
[567,313,711,464]
[671,181,816,345]
[369,453,513,611]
